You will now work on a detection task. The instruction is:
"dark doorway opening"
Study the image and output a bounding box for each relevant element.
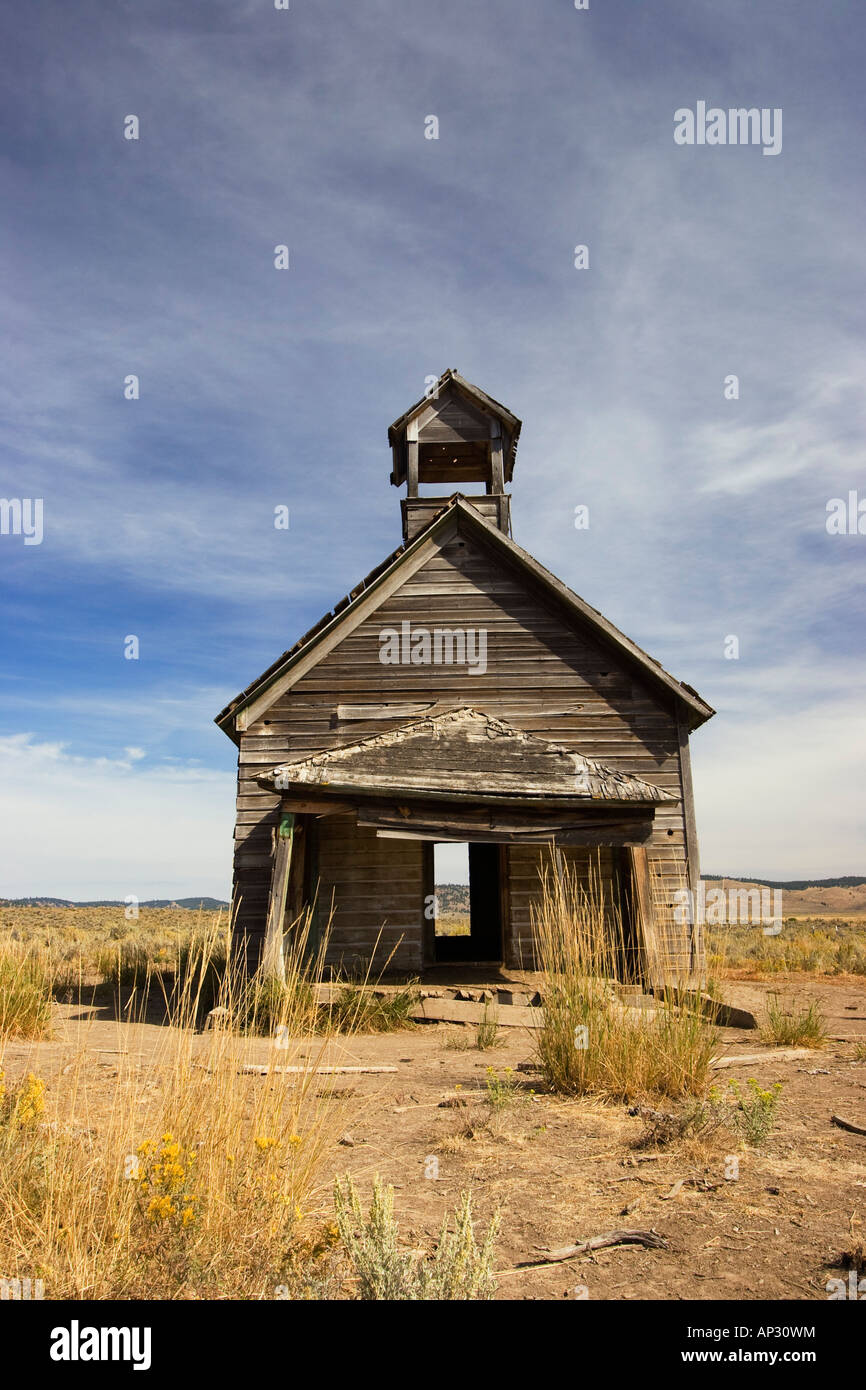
[433,842,503,963]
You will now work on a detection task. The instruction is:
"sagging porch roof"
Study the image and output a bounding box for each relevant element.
[257,707,678,808]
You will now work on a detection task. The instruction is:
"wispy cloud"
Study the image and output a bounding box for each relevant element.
[695,361,866,497]
[1,0,864,889]
[0,736,234,899]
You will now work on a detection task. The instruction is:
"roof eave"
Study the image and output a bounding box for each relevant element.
[256,775,676,809]
[447,501,715,728]
[387,369,522,451]
[214,501,466,739]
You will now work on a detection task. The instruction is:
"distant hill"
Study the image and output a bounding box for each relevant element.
[435,883,470,914]
[703,877,866,916]
[1,897,230,910]
[4,876,863,919]
[436,877,866,919]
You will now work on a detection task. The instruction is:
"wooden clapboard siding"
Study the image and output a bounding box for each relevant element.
[418,388,491,443]
[504,845,621,968]
[229,514,695,970]
[315,815,424,973]
[403,496,507,540]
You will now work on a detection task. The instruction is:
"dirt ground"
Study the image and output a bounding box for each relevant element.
[3,972,865,1301]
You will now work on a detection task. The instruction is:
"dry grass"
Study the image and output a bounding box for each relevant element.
[531,855,717,1101]
[434,912,470,938]
[323,984,418,1035]
[762,994,827,1048]
[0,944,54,1040]
[708,919,866,977]
[0,910,360,1299]
[474,1003,504,1051]
[0,907,419,1040]
[1,904,215,985]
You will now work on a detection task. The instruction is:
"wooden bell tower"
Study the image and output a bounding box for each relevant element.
[388,369,522,543]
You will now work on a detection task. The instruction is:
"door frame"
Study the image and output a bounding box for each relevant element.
[425,841,506,966]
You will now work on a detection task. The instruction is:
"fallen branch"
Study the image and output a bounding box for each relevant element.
[831,1114,866,1137]
[513,1229,668,1269]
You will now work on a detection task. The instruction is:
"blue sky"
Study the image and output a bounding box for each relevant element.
[1,0,864,897]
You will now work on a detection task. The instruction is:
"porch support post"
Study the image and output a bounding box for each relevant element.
[263,811,295,982]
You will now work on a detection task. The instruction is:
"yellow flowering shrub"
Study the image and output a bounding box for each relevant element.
[0,1072,46,1128]
[134,1133,198,1230]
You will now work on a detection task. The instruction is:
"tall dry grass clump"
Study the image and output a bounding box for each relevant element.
[0,943,53,1040]
[0,908,356,1299]
[532,855,717,1101]
[762,994,827,1048]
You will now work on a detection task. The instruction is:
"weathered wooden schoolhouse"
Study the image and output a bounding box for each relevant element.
[215,370,714,984]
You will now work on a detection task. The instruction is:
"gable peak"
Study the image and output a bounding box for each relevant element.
[388,371,521,543]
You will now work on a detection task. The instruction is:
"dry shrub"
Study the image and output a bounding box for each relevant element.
[631,1079,783,1150]
[333,1175,500,1300]
[532,855,717,1101]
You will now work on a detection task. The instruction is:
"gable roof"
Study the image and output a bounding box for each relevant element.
[387,369,521,483]
[215,496,715,740]
[259,707,678,806]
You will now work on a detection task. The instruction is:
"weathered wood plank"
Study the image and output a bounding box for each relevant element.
[262,812,294,981]
[410,998,542,1028]
[335,702,435,721]
[627,845,667,986]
